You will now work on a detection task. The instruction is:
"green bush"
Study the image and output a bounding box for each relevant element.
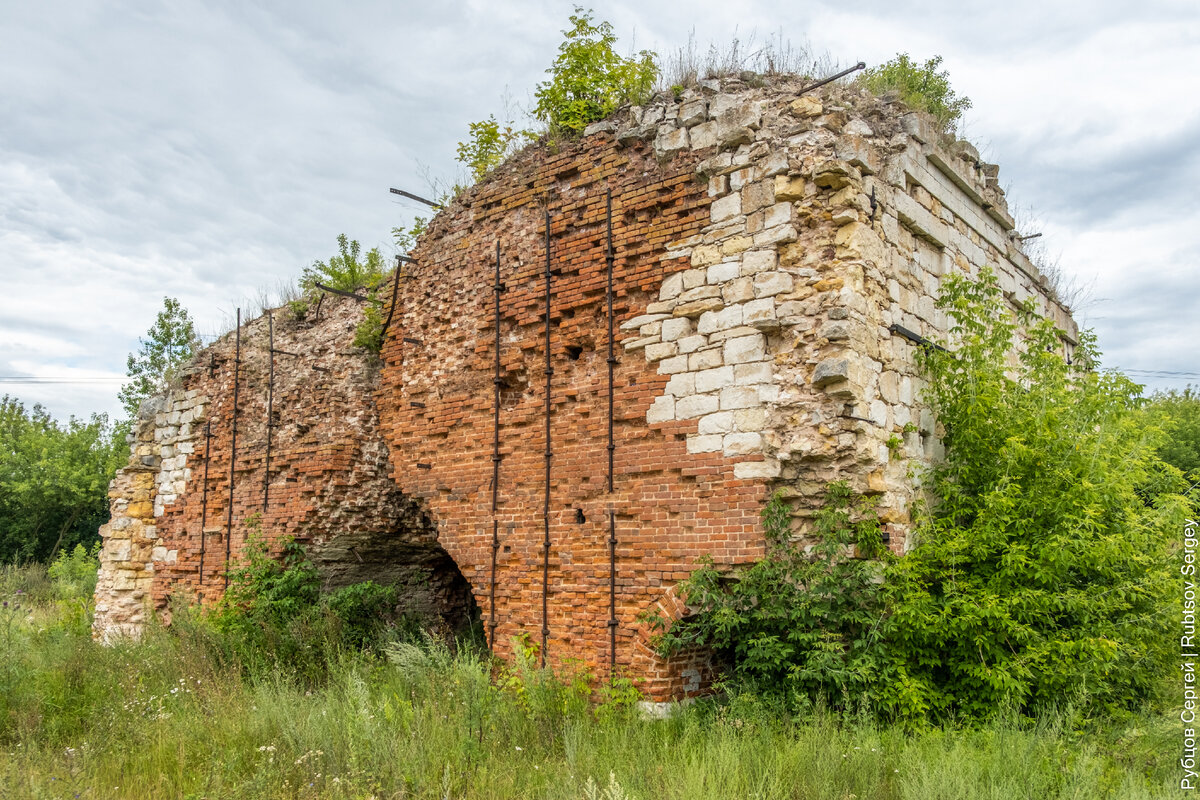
[534,8,658,137]
[297,233,390,353]
[656,484,890,714]
[880,268,1190,722]
[323,581,399,651]
[861,53,971,130]
[1148,387,1200,479]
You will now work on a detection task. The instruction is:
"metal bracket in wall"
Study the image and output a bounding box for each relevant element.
[888,323,949,353]
[798,61,866,96]
[389,187,444,210]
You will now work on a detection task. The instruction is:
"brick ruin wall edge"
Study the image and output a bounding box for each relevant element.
[93,79,1078,701]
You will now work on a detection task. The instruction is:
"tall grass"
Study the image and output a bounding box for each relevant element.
[0,564,1182,799]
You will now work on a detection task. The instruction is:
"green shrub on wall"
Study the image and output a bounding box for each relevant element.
[861,53,972,130]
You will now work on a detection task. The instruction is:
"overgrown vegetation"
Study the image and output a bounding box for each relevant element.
[660,268,1194,726]
[860,53,972,130]
[1149,387,1200,479]
[0,398,124,563]
[533,8,658,137]
[119,296,200,420]
[292,233,390,352]
[0,557,1186,798]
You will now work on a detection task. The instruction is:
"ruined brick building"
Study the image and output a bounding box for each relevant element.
[94,75,1077,700]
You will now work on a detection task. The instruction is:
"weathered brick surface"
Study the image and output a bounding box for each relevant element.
[95,76,1077,703]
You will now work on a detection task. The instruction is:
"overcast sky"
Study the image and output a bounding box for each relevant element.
[2,0,1197,422]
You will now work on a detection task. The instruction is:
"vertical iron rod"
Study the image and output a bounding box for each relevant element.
[541,210,553,668]
[225,308,240,590]
[263,311,273,514]
[489,240,502,650]
[198,420,211,589]
[605,189,618,675]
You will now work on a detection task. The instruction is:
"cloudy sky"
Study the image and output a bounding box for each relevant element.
[2,0,1197,422]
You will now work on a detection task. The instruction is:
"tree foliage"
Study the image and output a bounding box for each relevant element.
[296,234,389,353]
[0,398,124,563]
[882,268,1189,721]
[455,116,530,186]
[861,53,972,130]
[658,268,1192,724]
[1148,387,1200,479]
[533,8,658,137]
[119,296,200,420]
[657,483,890,713]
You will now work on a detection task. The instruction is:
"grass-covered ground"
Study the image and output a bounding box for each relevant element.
[0,562,1185,800]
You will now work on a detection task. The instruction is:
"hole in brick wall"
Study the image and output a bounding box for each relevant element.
[574,508,586,524]
[499,368,529,410]
[566,345,583,361]
[307,490,481,636]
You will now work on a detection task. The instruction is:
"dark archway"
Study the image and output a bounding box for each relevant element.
[306,490,479,634]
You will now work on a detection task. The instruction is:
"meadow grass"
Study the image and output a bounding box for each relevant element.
[0,564,1184,799]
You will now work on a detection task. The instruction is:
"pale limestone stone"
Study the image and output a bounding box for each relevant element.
[734,362,772,384]
[679,99,707,126]
[107,539,132,562]
[720,235,753,256]
[645,342,677,362]
[753,271,794,298]
[723,334,765,365]
[741,180,774,214]
[729,167,754,191]
[698,411,735,434]
[659,272,685,300]
[753,224,799,247]
[646,300,676,314]
[723,432,763,456]
[720,386,760,410]
[722,277,755,303]
[734,459,782,479]
[743,298,776,327]
[647,396,675,423]
[687,434,724,454]
[819,321,852,341]
[623,336,655,351]
[661,317,692,342]
[763,202,792,229]
[707,261,740,284]
[813,356,852,387]
[681,269,707,290]
[775,175,806,201]
[733,408,768,431]
[655,126,689,156]
[690,121,719,150]
[620,313,670,331]
[695,366,735,393]
[639,321,662,337]
[711,194,741,224]
[679,286,724,304]
[676,394,720,419]
[741,249,777,275]
[678,334,707,354]
[698,305,743,335]
[707,325,761,343]
[673,297,724,317]
[658,354,690,374]
[689,349,724,371]
[790,96,822,117]
[665,373,694,397]
[151,546,167,562]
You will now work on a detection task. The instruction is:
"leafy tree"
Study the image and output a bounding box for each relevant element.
[0,398,124,562]
[1148,387,1200,479]
[861,53,972,130]
[882,268,1190,722]
[119,296,200,420]
[296,234,389,352]
[455,116,531,186]
[534,8,658,137]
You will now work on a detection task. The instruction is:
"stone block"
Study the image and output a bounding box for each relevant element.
[698,411,735,434]
[733,407,768,431]
[774,174,806,201]
[734,362,772,384]
[665,373,694,397]
[753,224,799,247]
[689,349,724,371]
[690,120,719,150]
[722,277,755,303]
[676,394,721,419]
[658,354,691,374]
[720,235,753,257]
[710,194,741,223]
[732,458,780,480]
[741,180,774,214]
[707,261,740,284]
[687,434,723,454]
[659,272,685,300]
[646,396,675,423]
[655,126,689,157]
[723,333,766,364]
[645,342,678,362]
[679,99,707,127]
[720,386,760,410]
[673,297,724,318]
[753,272,794,297]
[743,298,777,327]
[741,249,778,275]
[813,356,852,387]
[789,96,822,117]
[677,334,707,354]
[695,366,735,393]
[698,305,743,335]
[661,317,692,342]
[723,432,763,456]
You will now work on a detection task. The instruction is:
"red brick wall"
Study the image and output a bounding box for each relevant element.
[377,135,770,698]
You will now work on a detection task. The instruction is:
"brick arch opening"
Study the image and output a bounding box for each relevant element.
[305,489,480,634]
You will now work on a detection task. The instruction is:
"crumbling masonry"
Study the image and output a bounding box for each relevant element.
[95,76,1077,700]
